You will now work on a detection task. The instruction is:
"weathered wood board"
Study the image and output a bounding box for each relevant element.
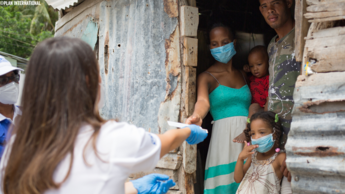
[179,66,197,175]
[180,6,199,37]
[305,27,345,73]
[181,66,197,117]
[305,34,345,48]
[308,45,345,61]
[305,26,345,39]
[308,16,345,23]
[156,153,182,170]
[183,37,198,67]
[310,60,345,72]
[306,0,345,6]
[305,11,345,19]
[304,0,345,22]
[164,0,179,18]
[295,0,310,62]
[307,2,345,12]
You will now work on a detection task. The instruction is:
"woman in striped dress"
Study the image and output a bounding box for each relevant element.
[186,23,251,194]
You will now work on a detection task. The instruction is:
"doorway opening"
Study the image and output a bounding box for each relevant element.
[194,0,277,193]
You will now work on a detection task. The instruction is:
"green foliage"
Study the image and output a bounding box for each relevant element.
[0,0,57,58]
[30,0,57,35]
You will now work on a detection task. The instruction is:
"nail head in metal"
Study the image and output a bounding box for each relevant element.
[294,176,299,182]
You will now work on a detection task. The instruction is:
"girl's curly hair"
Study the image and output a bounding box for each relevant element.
[243,111,283,148]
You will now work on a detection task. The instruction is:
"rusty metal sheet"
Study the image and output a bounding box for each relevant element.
[286,72,345,194]
[55,16,96,38]
[97,0,179,134]
[55,16,99,52]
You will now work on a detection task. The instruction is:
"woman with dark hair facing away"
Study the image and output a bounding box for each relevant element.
[234,111,286,194]
[0,37,207,194]
[186,23,251,193]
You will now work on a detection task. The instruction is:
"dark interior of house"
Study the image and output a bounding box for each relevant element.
[194,0,281,193]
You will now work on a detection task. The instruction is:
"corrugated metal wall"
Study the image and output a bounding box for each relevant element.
[287,73,345,193]
[54,0,180,134]
[97,0,180,134]
[287,1,345,193]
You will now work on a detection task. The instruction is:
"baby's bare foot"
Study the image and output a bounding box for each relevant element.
[233,132,246,143]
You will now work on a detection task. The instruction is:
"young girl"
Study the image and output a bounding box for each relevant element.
[234,111,285,194]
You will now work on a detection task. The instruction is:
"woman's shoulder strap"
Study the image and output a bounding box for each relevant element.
[204,71,220,85]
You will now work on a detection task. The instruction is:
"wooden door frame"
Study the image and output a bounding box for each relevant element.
[178,0,199,193]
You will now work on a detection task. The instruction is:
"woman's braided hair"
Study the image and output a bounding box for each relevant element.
[243,111,283,148]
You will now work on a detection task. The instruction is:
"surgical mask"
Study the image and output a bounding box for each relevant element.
[0,82,19,105]
[251,133,275,153]
[98,83,105,109]
[210,42,236,64]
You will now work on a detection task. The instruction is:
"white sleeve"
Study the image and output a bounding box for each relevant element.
[129,129,161,173]
[108,122,161,174]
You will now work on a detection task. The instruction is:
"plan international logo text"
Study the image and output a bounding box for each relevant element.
[0,1,41,6]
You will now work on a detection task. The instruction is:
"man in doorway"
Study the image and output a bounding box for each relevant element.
[259,0,301,193]
[0,55,23,159]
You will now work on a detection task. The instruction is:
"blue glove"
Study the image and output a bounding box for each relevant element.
[131,174,176,194]
[186,124,208,144]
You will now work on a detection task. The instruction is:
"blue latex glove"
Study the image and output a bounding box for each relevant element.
[131,174,176,194]
[186,124,208,144]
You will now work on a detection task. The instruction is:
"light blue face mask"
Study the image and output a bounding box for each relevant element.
[210,42,236,64]
[251,133,275,153]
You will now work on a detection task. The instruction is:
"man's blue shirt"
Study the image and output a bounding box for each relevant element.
[0,119,11,155]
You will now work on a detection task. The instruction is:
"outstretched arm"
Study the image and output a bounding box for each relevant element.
[157,125,208,158]
[185,73,211,126]
[157,128,190,158]
[125,182,138,194]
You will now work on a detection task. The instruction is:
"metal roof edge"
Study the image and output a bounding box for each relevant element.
[45,0,80,10]
[0,51,28,64]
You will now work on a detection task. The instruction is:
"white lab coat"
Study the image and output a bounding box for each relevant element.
[0,121,161,194]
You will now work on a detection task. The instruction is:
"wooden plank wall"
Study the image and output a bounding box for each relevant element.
[295,0,310,62]
[303,0,345,74]
[289,2,345,192]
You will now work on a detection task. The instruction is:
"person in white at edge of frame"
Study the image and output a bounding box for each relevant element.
[0,37,208,194]
[0,55,23,159]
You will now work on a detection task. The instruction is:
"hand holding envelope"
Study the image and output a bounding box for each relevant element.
[167,121,208,145]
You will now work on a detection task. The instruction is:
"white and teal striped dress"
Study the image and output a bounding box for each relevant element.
[204,72,251,194]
